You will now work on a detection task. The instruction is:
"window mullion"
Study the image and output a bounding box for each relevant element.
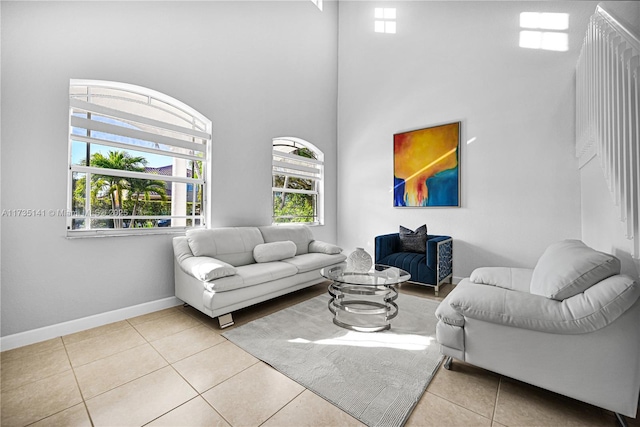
[272,187,318,196]
[71,134,203,162]
[85,172,92,230]
[72,165,204,185]
[272,170,320,181]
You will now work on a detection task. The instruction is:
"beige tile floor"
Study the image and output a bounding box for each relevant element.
[1,282,637,427]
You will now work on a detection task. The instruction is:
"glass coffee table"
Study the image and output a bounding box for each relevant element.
[321,264,411,332]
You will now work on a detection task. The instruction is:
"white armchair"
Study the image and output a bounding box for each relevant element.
[436,240,640,422]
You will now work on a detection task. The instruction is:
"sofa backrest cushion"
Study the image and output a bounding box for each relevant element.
[186,227,264,267]
[259,225,314,256]
[530,239,621,300]
[253,241,297,263]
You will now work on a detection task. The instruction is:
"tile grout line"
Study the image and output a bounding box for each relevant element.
[62,336,96,427]
[75,309,206,401]
[61,307,213,425]
[193,356,262,396]
[492,377,502,425]
[425,389,494,424]
[128,312,207,343]
[164,355,262,427]
[0,344,71,394]
[69,340,149,370]
[64,323,151,369]
[258,387,308,427]
[425,364,498,424]
[62,321,132,347]
[125,306,185,327]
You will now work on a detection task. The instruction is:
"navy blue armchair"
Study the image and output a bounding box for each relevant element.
[375,233,453,296]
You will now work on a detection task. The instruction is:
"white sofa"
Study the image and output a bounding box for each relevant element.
[436,240,640,421]
[173,225,346,327]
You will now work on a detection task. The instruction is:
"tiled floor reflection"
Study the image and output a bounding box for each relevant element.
[1,282,635,426]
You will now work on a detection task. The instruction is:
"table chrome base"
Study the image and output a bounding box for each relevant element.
[328,283,399,332]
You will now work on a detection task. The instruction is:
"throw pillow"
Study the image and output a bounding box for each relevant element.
[253,241,297,263]
[181,257,237,282]
[308,240,343,254]
[399,224,427,253]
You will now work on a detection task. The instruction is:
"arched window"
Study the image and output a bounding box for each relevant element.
[272,137,324,225]
[67,80,211,236]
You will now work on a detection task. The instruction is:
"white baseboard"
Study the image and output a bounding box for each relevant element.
[0,296,183,352]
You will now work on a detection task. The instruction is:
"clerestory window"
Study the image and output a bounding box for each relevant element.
[272,137,324,225]
[519,12,569,52]
[67,80,212,237]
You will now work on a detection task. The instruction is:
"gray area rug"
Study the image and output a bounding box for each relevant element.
[222,292,443,427]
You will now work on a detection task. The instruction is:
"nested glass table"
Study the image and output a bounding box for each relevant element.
[321,264,411,332]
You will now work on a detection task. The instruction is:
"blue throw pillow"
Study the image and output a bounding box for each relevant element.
[399,225,427,253]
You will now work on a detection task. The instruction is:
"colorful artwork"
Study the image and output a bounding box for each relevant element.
[394,122,460,207]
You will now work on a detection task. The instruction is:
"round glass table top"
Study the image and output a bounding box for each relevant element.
[320,264,411,286]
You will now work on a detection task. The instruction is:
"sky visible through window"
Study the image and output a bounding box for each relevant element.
[71,114,171,168]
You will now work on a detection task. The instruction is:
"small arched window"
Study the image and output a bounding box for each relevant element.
[67,80,212,236]
[272,137,324,225]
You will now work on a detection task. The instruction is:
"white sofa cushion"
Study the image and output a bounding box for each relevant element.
[530,240,621,300]
[281,252,348,273]
[205,262,298,292]
[470,267,533,293]
[186,227,264,267]
[253,241,297,263]
[259,225,314,255]
[309,240,343,255]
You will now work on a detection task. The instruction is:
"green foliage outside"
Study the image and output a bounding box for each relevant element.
[272,146,317,223]
[73,150,200,229]
[273,192,316,223]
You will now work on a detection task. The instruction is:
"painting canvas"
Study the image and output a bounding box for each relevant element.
[394,122,460,207]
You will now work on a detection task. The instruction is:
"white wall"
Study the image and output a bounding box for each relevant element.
[581,159,640,279]
[580,2,640,280]
[0,1,339,336]
[337,1,597,279]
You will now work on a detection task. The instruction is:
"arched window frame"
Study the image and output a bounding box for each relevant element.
[272,137,324,225]
[67,79,212,237]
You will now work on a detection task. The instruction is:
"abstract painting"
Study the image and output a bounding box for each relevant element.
[394,122,460,207]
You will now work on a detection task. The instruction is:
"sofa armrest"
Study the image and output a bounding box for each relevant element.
[436,288,465,327]
[177,256,237,282]
[470,267,533,293]
[426,235,453,282]
[447,275,639,334]
[375,233,401,263]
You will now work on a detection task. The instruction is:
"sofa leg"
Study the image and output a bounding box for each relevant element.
[443,356,453,370]
[434,284,440,297]
[615,413,628,427]
[218,313,234,329]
